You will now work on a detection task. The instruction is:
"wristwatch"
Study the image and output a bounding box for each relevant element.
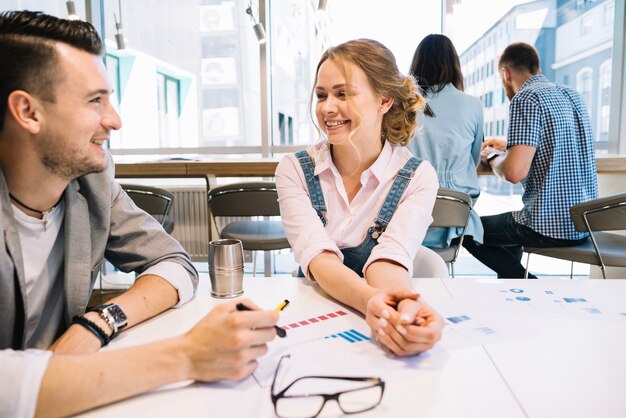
[486,151,501,164]
[88,303,128,338]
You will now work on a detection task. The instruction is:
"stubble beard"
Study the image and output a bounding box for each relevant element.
[37,133,107,181]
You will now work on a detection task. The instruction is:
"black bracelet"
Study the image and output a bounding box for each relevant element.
[71,315,111,347]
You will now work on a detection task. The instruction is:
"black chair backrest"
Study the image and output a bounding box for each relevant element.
[120,184,174,231]
[208,182,280,218]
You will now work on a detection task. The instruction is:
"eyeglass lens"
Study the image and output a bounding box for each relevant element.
[274,377,383,418]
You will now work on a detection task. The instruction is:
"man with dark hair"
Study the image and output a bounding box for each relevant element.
[0,10,278,417]
[464,42,598,278]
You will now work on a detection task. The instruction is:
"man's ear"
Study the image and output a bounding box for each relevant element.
[501,66,512,83]
[379,96,394,114]
[6,90,43,134]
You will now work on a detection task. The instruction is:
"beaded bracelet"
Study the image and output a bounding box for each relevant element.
[71,315,111,347]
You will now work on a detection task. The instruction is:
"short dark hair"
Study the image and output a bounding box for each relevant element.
[0,10,103,132]
[498,42,540,75]
[409,34,464,117]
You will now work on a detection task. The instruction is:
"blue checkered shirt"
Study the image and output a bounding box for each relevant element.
[508,74,598,240]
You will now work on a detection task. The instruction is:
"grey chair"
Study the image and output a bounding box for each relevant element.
[94,184,176,305]
[525,192,626,279]
[424,188,473,277]
[207,182,290,276]
[121,184,175,233]
[413,246,449,279]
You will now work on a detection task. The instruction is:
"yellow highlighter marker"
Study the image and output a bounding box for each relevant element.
[275,299,290,312]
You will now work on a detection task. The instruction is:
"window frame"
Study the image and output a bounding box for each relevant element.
[83,0,625,157]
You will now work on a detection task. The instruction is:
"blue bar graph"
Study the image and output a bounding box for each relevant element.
[563,297,587,303]
[447,315,471,324]
[324,329,371,343]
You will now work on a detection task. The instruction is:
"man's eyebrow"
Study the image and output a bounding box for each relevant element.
[86,89,113,97]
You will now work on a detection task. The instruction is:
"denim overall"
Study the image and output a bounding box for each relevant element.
[295,150,422,277]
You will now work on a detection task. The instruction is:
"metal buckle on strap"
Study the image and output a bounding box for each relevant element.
[396,169,415,180]
[369,225,384,240]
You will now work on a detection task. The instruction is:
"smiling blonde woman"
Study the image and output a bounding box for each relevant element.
[276,39,444,357]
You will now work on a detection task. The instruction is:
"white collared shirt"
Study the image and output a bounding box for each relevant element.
[276,141,438,277]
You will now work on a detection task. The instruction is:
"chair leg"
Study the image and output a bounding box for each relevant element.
[264,251,271,277]
[524,254,530,279]
[570,262,574,280]
[450,262,455,278]
[252,251,257,277]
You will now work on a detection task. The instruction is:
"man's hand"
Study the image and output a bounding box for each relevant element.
[480,146,503,166]
[181,299,279,382]
[365,289,443,356]
[482,137,507,151]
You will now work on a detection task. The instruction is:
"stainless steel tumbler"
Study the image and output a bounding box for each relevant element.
[209,239,244,298]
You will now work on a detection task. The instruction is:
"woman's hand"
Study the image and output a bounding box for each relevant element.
[365,289,444,356]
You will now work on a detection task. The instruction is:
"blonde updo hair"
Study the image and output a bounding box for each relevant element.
[311,38,425,146]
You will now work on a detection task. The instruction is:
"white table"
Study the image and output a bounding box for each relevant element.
[78,277,626,418]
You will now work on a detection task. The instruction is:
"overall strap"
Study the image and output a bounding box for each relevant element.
[371,156,422,238]
[295,150,328,226]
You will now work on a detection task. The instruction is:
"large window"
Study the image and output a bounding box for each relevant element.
[457,0,617,154]
[2,0,624,156]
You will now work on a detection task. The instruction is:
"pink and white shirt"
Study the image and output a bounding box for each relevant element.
[276,141,438,277]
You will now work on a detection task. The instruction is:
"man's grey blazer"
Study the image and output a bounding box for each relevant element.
[0,159,198,350]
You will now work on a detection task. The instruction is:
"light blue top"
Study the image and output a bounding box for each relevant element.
[408,83,484,246]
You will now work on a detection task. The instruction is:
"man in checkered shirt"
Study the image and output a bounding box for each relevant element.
[463,42,598,278]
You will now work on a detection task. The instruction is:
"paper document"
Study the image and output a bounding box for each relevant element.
[254,307,430,388]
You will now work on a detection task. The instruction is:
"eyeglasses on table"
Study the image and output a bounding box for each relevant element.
[270,354,385,418]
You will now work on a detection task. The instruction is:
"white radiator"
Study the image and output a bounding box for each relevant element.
[168,186,209,262]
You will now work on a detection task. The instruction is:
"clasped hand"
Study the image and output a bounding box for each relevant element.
[365,289,443,357]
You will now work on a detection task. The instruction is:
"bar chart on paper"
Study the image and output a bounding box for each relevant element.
[253,308,376,386]
[254,305,434,388]
[324,329,371,343]
[276,309,372,347]
[443,280,626,321]
[280,309,348,330]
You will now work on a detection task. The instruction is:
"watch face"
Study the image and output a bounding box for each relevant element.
[104,304,128,326]
[487,152,500,162]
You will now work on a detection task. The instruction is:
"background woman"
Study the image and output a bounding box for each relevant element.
[407,34,484,248]
[276,39,444,356]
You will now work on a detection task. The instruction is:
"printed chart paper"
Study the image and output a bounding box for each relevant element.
[254,307,428,388]
[443,280,626,321]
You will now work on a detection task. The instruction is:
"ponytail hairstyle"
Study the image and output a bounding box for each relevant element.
[409,34,464,117]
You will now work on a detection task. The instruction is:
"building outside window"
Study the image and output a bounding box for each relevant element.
[580,13,593,35]
[577,67,594,110]
[2,0,622,157]
[156,72,182,148]
[598,59,612,144]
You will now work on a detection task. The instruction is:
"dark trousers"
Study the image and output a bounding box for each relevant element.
[463,212,586,279]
